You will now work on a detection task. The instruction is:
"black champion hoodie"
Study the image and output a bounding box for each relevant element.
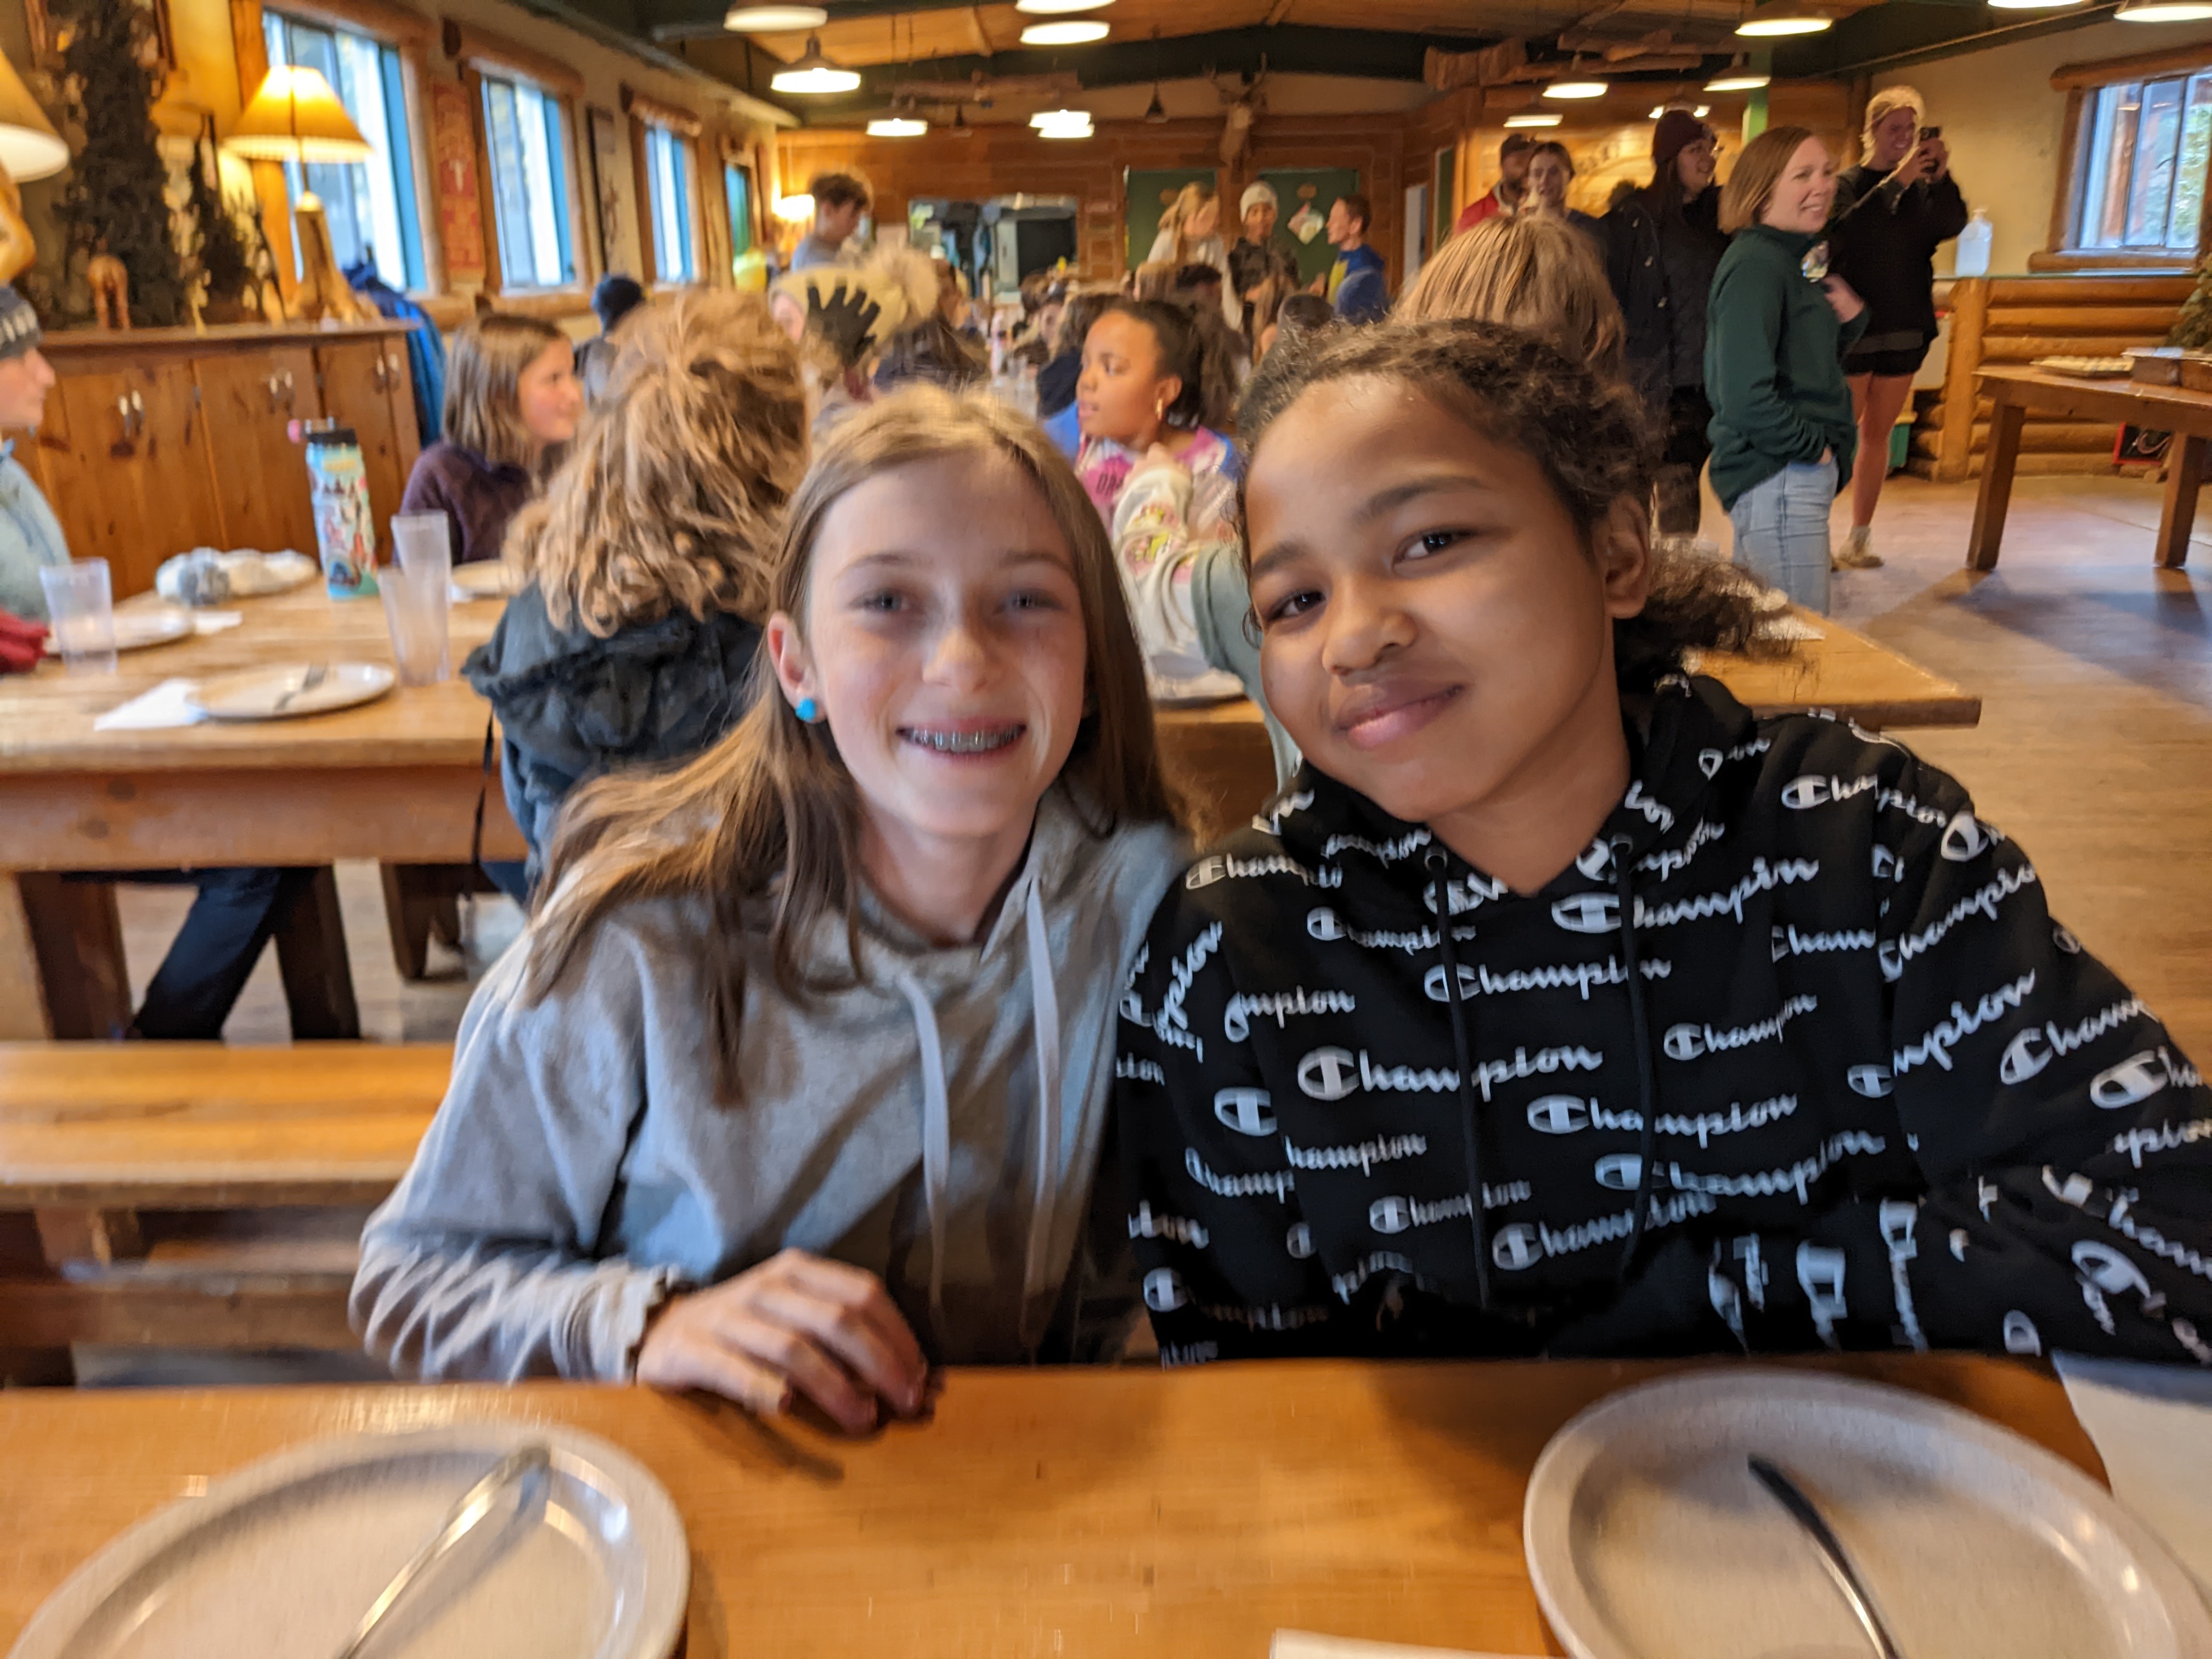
[1114,676,2212,1367]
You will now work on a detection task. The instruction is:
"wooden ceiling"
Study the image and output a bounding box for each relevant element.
[736,0,1759,67]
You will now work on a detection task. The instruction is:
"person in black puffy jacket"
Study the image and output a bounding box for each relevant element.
[1114,318,2212,1369]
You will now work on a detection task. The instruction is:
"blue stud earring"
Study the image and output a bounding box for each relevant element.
[796,697,821,724]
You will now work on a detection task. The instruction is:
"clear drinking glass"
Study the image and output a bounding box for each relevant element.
[390,512,454,588]
[379,562,451,686]
[38,557,116,674]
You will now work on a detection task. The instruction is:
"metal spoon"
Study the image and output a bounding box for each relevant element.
[1747,1454,1908,1659]
[331,1442,552,1659]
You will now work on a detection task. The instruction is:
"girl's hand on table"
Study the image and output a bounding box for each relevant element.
[636,1248,927,1434]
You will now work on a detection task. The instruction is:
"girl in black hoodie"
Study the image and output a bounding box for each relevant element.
[1115,318,2212,1368]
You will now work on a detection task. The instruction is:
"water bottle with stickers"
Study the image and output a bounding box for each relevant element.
[304,425,379,599]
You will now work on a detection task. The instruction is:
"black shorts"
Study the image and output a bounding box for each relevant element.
[1843,335,1930,379]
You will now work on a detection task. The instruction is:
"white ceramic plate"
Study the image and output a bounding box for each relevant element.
[41,607,193,656]
[1523,1369,2212,1659]
[451,562,521,600]
[187,661,396,721]
[9,1423,689,1659]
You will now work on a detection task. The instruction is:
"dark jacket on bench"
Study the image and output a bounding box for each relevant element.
[462,580,762,893]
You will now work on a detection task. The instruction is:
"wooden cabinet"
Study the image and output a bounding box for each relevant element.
[193,346,323,559]
[314,336,421,534]
[27,323,422,599]
[27,362,226,599]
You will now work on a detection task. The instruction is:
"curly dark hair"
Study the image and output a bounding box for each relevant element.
[1237,318,1791,692]
[1099,296,1239,432]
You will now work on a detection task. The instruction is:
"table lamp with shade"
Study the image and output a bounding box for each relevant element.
[0,48,71,285]
[224,64,374,323]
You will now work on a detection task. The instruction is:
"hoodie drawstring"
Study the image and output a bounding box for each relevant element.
[895,973,953,1344]
[1610,834,1662,1282]
[1020,878,1063,1353]
[1425,848,1493,1311]
[894,874,1064,1357]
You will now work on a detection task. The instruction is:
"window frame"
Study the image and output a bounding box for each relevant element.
[447,19,595,301]
[622,87,709,289]
[2041,42,2212,273]
[230,0,444,299]
[642,122,701,284]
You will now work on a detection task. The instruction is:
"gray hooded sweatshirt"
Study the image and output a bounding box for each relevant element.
[352,787,1184,1381]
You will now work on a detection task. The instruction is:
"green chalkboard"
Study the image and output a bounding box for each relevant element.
[1125,167,1218,270]
[1260,166,1363,288]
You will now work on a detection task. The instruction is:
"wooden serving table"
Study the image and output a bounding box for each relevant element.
[0,584,522,1040]
[1159,611,1983,843]
[1969,365,2212,569]
[0,1355,2101,1657]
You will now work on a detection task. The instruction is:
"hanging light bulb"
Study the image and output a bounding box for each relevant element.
[1735,0,1833,34]
[1030,107,1094,137]
[770,36,861,93]
[867,116,928,136]
[1543,77,1609,98]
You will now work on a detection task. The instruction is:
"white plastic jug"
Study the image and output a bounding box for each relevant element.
[1955,207,1993,278]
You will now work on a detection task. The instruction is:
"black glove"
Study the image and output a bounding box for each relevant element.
[807,281,883,369]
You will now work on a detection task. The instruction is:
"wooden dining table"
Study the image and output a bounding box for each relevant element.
[0,585,1978,1040]
[0,1353,2103,1657]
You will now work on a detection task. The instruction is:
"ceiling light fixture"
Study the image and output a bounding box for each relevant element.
[1143,85,1167,121]
[2115,0,2212,18]
[1503,111,1562,127]
[1736,0,1833,34]
[1695,104,1711,115]
[867,116,928,135]
[1038,118,1094,137]
[1030,106,1094,134]
[772,193,815,222]
[1649,105,1666,119]
[1705,55,1770,91]
[1019,19,1109,42]
[1543,78,1608,98]
[770,36,861,93]
[1016,0,1113,10]
[723,3,827,28]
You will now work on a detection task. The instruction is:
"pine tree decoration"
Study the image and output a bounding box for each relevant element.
[2168,251,2212,352]
[48,0,188,326]
[184,119,252,319]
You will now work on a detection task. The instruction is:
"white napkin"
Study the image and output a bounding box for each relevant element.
[2056,1351,2212,1595]
[190,610,243,635]
[1272,1634,1533,1659]
[94,678,207,730]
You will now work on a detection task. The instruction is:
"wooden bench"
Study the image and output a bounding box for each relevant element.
[0,1042,447,1383]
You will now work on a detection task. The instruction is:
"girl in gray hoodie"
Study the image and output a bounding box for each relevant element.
[353,387,1187,1433]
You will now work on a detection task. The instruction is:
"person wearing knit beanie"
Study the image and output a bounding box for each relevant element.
[0,282,65,629]
[1651,108,1714,177]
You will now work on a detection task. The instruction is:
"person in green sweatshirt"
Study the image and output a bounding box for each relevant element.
[1705,125,1866,614]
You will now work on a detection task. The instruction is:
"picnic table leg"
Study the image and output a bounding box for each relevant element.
[1966,399,2026,571]
[2155,432,2205,569]
[0,1212,75,1384]
[0,875,52,1040]
[14,874,131,1039]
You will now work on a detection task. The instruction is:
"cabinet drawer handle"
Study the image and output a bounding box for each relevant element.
[266,373,283,411]
[282,369,296,412]
[116,391,144,440]
[371,356,388,391]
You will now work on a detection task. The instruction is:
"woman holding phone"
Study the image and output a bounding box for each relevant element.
[1828,86,1967,571]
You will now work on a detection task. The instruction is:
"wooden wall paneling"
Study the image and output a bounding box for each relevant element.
[460,63,503,297]
[2049,87,2085,258]
[440,19,585,100]
[193,345,322,556]
[630,114,661,284]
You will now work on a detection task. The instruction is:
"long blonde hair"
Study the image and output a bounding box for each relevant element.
[507,291,810,636]
[443,314,565,472]
[523,387,1182,1071]
[1155,182,1219,264]
[1399,213,1626,383]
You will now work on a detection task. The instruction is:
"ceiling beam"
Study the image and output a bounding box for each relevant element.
[1772,0,2119,77]
[966,3,993,54]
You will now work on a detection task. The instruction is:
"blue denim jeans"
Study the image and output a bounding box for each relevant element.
[1729,459,1836,615]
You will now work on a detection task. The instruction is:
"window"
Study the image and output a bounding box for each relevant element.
[262,9,425,289]
[725,161,753,261]
[482,73,575,288]
[2073,71,2212,256]
[644,125,696,283]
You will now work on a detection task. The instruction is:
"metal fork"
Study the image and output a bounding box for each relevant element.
[273,663,329,712]
[1747,1454,1908,1659]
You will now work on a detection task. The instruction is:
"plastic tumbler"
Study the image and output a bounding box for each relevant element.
[390,512,454,588]
[379,562,450,686]
[38,558,117,674]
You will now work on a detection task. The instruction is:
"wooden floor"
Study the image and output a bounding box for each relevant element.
[112,472,2212,1066]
